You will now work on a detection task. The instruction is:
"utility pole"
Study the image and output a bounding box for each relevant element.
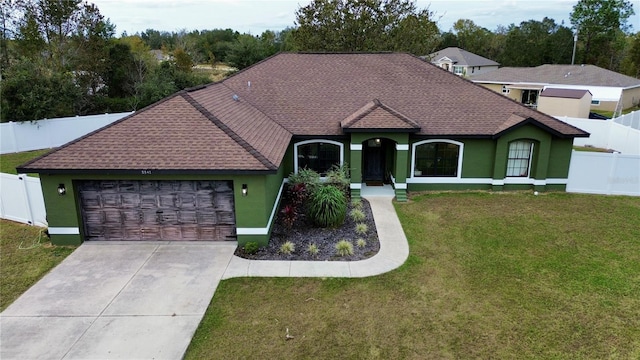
[571,30,578,65]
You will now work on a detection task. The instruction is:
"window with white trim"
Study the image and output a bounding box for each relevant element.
[591,99,600,105]
[506,140,534,177]
[413,141,461,177]
[453,66,464,75]
[294,140,342,175]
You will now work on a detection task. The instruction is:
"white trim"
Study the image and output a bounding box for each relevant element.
[236,179,286,236]
[350,183,362,189]
[395,144,409,151]
[407,177,568,186]
[411,139,464,180]
[395,183,407,189]
[546,178,568,185]
[293,139,344,173]
[48,227,80,235]
[408,177,493,184]
[350,144,363,151]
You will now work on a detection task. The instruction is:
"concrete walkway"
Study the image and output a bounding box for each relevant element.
[223,194,409,279]
[0,195,408,360]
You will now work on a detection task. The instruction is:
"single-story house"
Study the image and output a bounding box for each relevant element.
[424,47,500,76]
[538,88,592,118]
[470,64,640,113]
[18,53,588,246]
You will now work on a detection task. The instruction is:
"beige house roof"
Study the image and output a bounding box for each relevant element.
[471,64,640,88]
[426,47,499,67]
[540,88,591,99]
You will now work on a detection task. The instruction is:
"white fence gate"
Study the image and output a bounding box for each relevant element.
[0,173,47,226]
[566,151,640,196]
[1,112,133,154]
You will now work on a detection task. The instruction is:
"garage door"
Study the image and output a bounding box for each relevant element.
[78,180,235,241]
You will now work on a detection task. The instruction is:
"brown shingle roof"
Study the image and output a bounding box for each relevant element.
[341,99,420,132]
[22,53,588,173]
[471,64,640,88]
[21,94,281,172]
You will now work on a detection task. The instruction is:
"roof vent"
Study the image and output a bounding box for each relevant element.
[247,81,251,89]
[232,94,239,101]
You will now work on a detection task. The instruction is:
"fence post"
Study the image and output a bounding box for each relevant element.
[17,174,35,225]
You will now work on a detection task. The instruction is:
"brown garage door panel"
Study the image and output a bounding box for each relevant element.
[78,180,236,241]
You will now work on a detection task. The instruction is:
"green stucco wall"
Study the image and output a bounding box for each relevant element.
[40,172,281,246]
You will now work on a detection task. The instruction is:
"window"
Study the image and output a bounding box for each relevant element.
[521,90,539,108]
[502,85,510,94]
[591,99,600,105]
[294,140,342,175]
[413,141,460,177]
[453,66,464,75]
[506,141,534,177]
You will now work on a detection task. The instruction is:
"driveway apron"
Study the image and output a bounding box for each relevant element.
[0,242,236,360]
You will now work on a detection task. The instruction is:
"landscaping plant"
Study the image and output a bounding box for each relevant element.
[356,238,367,248]
[335,239,354,256]
[243,242,260,255]
[279,241,295,254]
[307,184,347,227]
[349,208,366,222]
[355,223,368,235]
[307,243,319,256]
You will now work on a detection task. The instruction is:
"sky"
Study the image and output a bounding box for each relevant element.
[90,0,639,36]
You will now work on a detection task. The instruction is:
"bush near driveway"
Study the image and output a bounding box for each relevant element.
[186,192,640,359]
[0,220,76,311]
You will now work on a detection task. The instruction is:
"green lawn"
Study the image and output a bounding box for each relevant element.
[186,192,640,359]
[0,220,76,311]
[0,149,51,176]
[573,145,612,153]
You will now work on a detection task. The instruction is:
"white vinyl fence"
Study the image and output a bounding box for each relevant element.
[1,112,133,154]
[0,173,47,226]
[613,110,640,130]
[556,114,640,155]
[566,151,640,196]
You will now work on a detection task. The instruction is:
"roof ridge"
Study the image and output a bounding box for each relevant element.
[16,93,181,171]
[180,91,278,170]
[220,83,293,137]
[341,100,379,128]
[375,100,421,129]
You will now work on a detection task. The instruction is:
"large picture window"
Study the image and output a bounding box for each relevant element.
[506,140,534,177]
[413,141,460,177]
[295,140,342,175]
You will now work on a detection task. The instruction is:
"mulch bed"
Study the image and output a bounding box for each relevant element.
[235,197,380,261]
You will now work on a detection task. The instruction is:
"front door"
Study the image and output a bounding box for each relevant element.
[363,139,385,183]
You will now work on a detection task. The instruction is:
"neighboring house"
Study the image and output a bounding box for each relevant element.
[538,88,592,118]
[425,47,500,76]
[18,53,588,247]
[470,64,640,113]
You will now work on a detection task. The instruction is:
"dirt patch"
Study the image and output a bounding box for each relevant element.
[235,198,379,261]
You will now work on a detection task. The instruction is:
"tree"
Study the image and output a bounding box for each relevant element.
[570,0,635,64]
[619,32,640,77]
[292,0,439,54]
[451,19,492,57]
[226,34,266,69]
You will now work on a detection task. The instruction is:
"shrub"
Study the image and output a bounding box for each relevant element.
[356,238,367,248]
[325,163,350,194]
[349,208,366,222]
[281,204,298,229]
[243,241,260,254]
[307,185,347,227]
[351,198,363,209]
[307,243,319,256]
[355,223,368,235]
[279,241,295,254]
[288,183,307,206]
[335,239,354,257]
[288,168,320,191]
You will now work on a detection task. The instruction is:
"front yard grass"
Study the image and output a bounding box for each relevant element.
[0,149,50,176]
[186,192,640,359]
[0,220,75,311]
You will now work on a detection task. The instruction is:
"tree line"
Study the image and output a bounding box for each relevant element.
[0,0,637,122]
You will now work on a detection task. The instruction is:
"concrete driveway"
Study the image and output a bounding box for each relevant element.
[0,242,236,360]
